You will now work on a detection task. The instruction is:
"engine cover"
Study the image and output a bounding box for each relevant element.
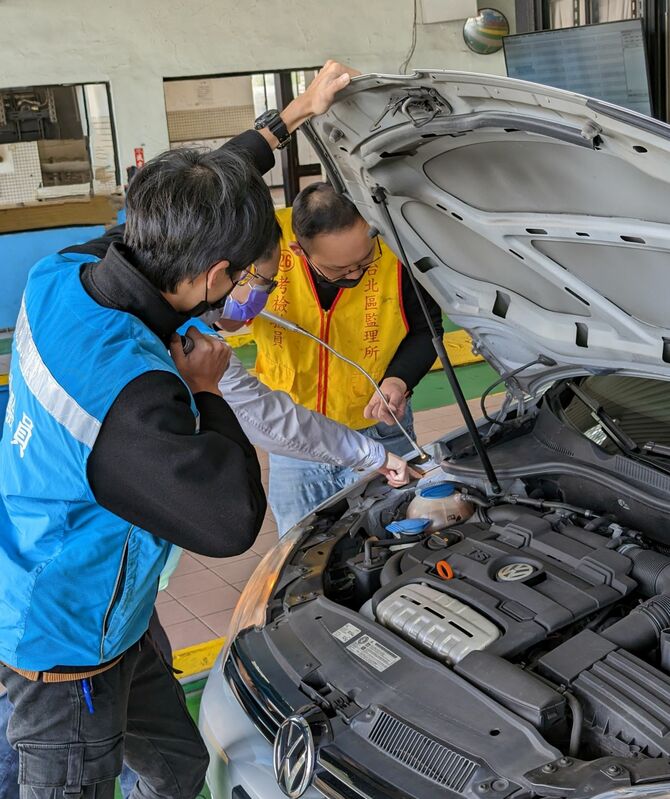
[376,583,500,664]
[373,506,637,659]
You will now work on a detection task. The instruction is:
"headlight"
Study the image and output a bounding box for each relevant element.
[591,785,670,798]
[220,524,306,664]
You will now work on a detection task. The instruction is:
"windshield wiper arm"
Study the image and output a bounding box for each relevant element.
[565,381,640,453]
[643,441,670,459]
[565,381,670,477]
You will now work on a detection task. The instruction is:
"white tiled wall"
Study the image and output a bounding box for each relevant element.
[91,115,118,194]
[0,142,42,207]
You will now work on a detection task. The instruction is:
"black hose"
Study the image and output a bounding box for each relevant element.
[600,595,670,651]
[564,690,583,758]
[584,607,614,631]
[503,495,597,518]
[530,669,583,758]
[584,514,616,532]
[462,492,492,509]
[461,492,597,520]
[380,551,404,586]
[622,546,670,596]
[364,533,428,566]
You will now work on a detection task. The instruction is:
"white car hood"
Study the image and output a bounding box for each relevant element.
[306,71,670,394]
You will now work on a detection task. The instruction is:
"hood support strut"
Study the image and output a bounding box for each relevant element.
[372,186,502,495]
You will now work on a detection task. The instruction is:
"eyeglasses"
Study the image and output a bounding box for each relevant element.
[302,236,383,284]
[233,264,279,294]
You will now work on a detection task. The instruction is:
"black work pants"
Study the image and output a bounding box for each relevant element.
[0,632,208,799]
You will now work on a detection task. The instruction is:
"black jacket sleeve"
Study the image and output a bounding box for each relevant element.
[221,129,275,176]
[87,371,266,557]
[382,269,444,391]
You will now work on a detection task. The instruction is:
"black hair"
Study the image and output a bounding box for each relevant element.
[257,218,282,263]
[291,182,362,243]
[124,147,276,293]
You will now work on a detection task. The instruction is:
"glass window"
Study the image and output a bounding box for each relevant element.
[559,375,670,464]
[547,0,636,28]
[0,83,119,206]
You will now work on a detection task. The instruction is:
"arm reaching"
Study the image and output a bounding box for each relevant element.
[221,354,415,487]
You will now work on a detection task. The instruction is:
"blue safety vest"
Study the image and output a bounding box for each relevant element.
[0,251,197,670]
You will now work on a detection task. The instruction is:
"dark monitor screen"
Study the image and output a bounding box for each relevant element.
[503,19,652,116]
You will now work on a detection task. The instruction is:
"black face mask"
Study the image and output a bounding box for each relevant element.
[312,269,366,290]
[186,266,237,317]
[186,292,230,318]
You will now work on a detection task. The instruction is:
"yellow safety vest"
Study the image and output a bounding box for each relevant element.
[253,207,408,430]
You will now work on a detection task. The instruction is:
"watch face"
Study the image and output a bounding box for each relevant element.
[254,109,290,147]
[255,109,278,128]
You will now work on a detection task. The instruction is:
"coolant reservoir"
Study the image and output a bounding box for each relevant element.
[406,482,474,532]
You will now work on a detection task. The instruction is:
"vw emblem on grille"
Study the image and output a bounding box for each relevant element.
[273,714,316,798]
[497,562,535,582]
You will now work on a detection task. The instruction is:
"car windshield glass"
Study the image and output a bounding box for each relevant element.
[561,375,670,465]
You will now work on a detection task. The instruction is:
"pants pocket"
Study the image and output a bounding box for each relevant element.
[18,736,123,791]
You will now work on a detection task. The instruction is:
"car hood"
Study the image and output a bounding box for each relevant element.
[305,71,670,394]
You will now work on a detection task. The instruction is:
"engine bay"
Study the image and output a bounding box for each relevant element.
[264,460,670,797]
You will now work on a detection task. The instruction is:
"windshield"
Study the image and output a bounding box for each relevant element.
[560,376,670,464]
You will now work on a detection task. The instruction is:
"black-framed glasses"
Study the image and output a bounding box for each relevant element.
[302,236,383,284]
[234,265,279,294]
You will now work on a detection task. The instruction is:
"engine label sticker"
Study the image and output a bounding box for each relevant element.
[333,623,361,643]
[347,634,400,672]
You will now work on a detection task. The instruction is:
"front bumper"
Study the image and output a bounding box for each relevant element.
[199,650,320,799]
[200,645,413,799]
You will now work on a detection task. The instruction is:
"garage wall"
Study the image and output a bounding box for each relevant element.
[0,0,514,174]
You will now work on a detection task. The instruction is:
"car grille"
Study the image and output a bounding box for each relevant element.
[223,643,285,743]
[368,710,478,793]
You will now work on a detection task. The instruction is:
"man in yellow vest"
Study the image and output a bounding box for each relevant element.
[250,183,443,535]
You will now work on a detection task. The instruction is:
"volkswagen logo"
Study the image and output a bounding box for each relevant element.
[497,562,535,582]
[273,714,316,798]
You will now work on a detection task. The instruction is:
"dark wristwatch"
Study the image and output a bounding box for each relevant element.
[254,109,291,150]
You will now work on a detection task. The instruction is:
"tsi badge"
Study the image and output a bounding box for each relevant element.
[497,562,535,582]
[273,714,316,798]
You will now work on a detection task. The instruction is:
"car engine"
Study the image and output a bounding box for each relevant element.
[313,485,670,772]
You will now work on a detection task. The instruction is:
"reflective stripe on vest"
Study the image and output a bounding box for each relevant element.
[252,207,408,429]
[14,299,101,449]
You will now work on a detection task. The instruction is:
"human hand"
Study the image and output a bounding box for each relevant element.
[301,60,361,117]
[377,452,423,487]
[363,377,409,426]
[258,62,361,151]
[169,327,232,396]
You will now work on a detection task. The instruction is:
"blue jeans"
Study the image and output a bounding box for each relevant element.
[0,694,16,799]
[269,405,415,536]
[0,610,173,799]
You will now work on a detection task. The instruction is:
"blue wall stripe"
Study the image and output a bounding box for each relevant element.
[0,225,105,329]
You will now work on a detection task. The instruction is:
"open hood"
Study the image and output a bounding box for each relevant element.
[305,71,670,394]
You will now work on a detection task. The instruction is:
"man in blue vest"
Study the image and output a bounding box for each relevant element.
[0,61,355,799]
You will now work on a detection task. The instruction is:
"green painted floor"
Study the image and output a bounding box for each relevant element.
[187,681,211,799]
